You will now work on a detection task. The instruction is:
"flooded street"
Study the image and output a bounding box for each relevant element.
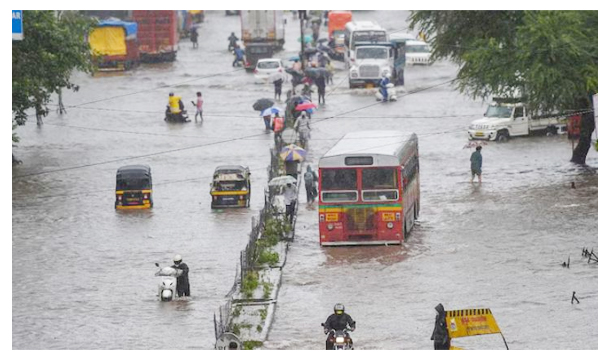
[13,11,597,349]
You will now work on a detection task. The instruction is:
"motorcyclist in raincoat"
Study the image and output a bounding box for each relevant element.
[323,303,356,350]
[171,254,190,297]
[379,74,390,102]
[228,32,239,51]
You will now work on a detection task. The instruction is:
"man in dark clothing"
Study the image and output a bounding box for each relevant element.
[470,146,483,183]
[228,32,239,51]
[304,165,318,204]
[190,27,199,49]
[314,76,326,105]
[171,254,190,297]
[323,303,356,350]
[431,303,450,350]
[273,78,283,100]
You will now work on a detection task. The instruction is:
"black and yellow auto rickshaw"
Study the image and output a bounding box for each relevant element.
[210,165,251,208]
[115,165,153,209]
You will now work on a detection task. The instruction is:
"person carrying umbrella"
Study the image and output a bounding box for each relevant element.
[283,182,297,224]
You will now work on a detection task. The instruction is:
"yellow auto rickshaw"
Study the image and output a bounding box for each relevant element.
[210,165,251,208]
[115,165,153,209]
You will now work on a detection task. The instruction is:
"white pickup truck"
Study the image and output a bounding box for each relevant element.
[468,100,567,142]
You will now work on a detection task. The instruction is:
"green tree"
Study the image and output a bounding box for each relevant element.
[12,11,94,147]
[410,10,597,164]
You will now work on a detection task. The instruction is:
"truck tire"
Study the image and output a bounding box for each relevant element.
[546,125,557,136]
[496,130,509,142]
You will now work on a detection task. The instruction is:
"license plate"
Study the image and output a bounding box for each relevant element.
[365,83,374,89]
[475,132,484,137]
[222,197,236,201]
[382,213,395,221]
[325,213,339,222]
[126,198,139,202]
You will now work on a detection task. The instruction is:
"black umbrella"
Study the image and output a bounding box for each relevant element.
[252,98,275,111]
[304,67,328,79]
[317,44,332,53]
[317,38,328,43]
[302,48,318,56]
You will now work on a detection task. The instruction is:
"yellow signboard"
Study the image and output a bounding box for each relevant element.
[382,213,395,221]
[325,213,339,222]
[445,308,501,338]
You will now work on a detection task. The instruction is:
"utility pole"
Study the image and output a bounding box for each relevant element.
[298,10,306,68]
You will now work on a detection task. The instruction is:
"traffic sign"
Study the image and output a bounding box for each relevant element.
[13,10,23,41]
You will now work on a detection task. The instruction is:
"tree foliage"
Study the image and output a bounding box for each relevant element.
[410,10,598,163]
[12,11,94,141]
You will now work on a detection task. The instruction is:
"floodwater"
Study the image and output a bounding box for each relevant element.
[13,11,597,349]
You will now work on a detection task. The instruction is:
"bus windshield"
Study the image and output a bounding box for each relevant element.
[321,169,358,202]
[362,168,398,201]
[485,105,513,118]
[353,30,387,45]
[356,47,388,59]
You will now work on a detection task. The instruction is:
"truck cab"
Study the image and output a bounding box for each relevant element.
[348,42,394,88]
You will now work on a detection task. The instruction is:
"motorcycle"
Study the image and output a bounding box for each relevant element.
[164,109,191,123]
[376,82,397,102]
[155,263,183,301]
[321,323,354,350]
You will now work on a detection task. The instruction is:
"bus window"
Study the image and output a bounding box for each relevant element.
[321,169,357,190]
[362,168,397,189]
[362,168,398,201]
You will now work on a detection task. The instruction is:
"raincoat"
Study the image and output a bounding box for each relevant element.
[324,312,356,331]
[169,96,182,114]
[171,262,190,297]
[431,303,450,350]
[470,149,482,173]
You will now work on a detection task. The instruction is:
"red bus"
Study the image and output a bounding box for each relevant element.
[318,131,420,246]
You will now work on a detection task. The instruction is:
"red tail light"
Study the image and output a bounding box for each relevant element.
[279,68,283,72]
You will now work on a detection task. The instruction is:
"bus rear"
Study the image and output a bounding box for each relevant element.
[319,165,404,245]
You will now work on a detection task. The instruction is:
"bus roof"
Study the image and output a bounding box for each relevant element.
[320,131,417,167]
[345,21,384,31]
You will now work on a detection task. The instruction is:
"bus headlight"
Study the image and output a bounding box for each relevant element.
[387,222,394,229]
[327,224,335,231]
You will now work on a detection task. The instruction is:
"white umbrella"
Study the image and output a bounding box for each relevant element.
[260,106,283,117]
[268,175,297,187]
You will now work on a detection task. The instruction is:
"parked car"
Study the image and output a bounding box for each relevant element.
[405,39,432,65]
[254,58,285,83]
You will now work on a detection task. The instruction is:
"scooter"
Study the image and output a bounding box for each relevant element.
[155,263,183,301]
[375,82,397,102]
[321,323,354,350]
[164,109,191,123]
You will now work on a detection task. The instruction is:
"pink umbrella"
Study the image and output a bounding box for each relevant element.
[295,102,317,111]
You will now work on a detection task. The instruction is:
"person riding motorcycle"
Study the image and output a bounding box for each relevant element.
[171,254,190,297]
[166,92,186,121]
[228,32,239,51]
[323,303,356,350]
[379,74,391,102]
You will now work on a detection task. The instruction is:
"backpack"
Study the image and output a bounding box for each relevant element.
[304,171,314,186]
